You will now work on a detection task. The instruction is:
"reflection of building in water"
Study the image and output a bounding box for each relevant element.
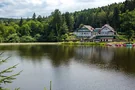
[98,48,114,63]
[74,46,95,60]
[74,46,114,64]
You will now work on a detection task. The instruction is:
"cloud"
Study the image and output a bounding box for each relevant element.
[0,0,125,18]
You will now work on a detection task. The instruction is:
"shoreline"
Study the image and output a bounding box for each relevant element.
[0,42,134,46]
[0,42,61,45]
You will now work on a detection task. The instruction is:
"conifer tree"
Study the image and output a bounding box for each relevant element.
[19,17,23,27]
[32,13,36,20]
[0,53,22,90]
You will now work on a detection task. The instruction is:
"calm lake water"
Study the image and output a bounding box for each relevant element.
[1,45,135,90]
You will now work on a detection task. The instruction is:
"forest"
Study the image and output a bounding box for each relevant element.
[0,0,135,42]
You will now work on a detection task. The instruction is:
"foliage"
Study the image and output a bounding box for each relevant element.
[19,17,23,27]
[19,24,31,36]
[32,13,36,20]
[117,35,127,41]
[20,35,35,42]
[126,30,134,42]
[0,53,22,90]
[64,12,74,31]
[0,0,135,42]
[6,33,20,42]
[120,9,135,41]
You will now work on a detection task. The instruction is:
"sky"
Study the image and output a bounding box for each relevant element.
[0,0,125,18]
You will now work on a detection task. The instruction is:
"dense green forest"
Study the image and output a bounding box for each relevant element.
[0,0,135,42]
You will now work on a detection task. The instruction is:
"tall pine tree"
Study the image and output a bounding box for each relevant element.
[32,13,36,20]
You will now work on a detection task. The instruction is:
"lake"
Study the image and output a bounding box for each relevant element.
[1,45,135,90]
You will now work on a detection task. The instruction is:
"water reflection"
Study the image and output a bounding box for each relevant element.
[74,46,114,64]
[0,45,135,74]
[74,46,135,74]
[0,45,75,67]
[111,48,135,73]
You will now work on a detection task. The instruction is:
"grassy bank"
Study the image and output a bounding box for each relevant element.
[0,42,106,46]
[0,42,134,46]
[0,42,61,46]
[61,42,106,46]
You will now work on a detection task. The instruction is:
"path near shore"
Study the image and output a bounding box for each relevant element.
[0,42,61,45]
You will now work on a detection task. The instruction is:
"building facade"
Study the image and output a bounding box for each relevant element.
[74,25,94,40]
[74,24,116,42]
[94,24,116,42]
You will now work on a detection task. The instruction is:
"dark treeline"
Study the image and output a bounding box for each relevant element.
[0,0,135,42]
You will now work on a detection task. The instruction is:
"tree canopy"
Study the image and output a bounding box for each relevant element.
[0,0,135,42]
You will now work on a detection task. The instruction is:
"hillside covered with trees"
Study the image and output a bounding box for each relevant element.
[0,0,135,42]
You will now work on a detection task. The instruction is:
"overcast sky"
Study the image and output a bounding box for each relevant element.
[0,0,125,18]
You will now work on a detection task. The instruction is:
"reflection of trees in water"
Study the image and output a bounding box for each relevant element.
[0,45,19,50]
[0,45,47,64]
[111,48,135,74]
[43,45,75,67]
[17,45,75,67]
[74,46,135,74]
[17,45,45,60]
[0,45,75,67]
[0,45,135,74]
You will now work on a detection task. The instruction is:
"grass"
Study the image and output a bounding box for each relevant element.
[117,35,127,41]
[0,42,105,46]
[0,42,61,46]
[61,41,106,46]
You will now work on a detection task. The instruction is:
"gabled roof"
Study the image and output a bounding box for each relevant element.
[83,25,94,31]
[100,24,115,32]
[79,25,94,32]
